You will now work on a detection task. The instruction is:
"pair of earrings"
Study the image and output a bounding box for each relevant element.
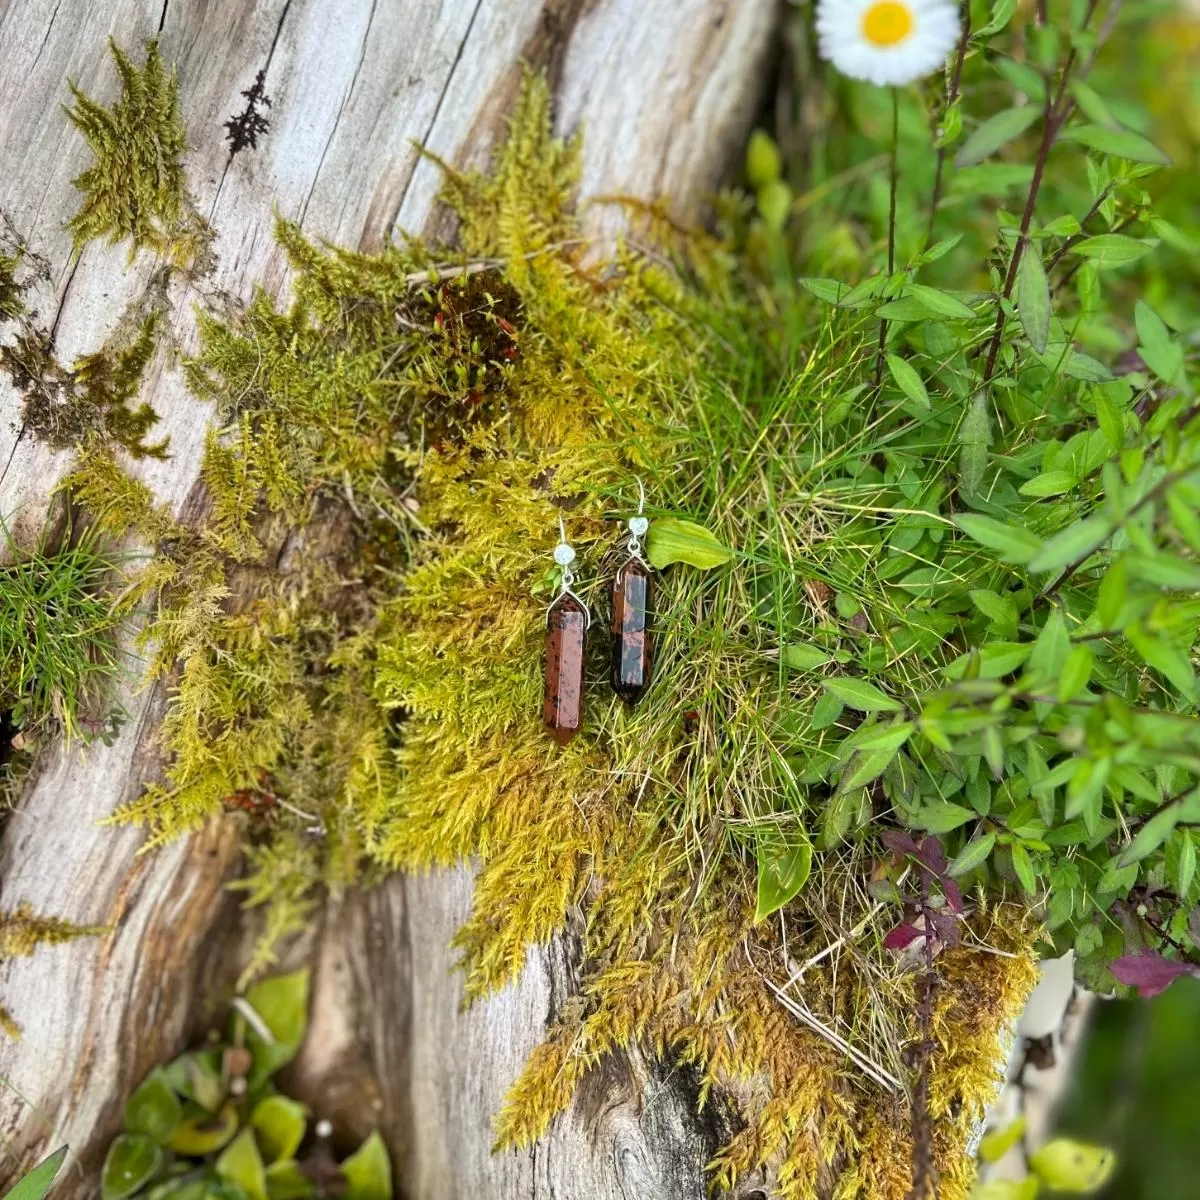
[544,491,653,745]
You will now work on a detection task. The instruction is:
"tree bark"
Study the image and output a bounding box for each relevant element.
[0,1,777,1194]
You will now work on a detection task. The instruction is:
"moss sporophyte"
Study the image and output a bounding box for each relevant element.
[49,66,1043,1199]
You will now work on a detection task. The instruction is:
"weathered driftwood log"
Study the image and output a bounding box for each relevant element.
[0,1,777,1194]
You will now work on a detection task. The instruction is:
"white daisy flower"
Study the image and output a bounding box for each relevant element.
[816,0,962,88]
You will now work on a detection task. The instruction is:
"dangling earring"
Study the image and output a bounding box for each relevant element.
[544,513,590,746]
[611,480,653,705]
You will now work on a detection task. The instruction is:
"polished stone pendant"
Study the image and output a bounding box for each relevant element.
[544,592,588,745]
[611,557,652,704]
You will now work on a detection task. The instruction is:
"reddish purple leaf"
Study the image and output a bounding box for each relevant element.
[916,836,948,877]
[1109,953,1200,998]
[883,922,925,951]
[943,878,964,914]
[930,910,962,948]
[881,830,920,857]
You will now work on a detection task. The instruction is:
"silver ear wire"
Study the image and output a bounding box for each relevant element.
[627,479,649,557]
[549,511,591,627]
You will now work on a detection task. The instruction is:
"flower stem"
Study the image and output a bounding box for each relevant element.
[979,0,1105,387]
[925,4,971,250]
[874,88,900,389]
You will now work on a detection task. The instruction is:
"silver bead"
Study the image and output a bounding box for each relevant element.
[553,543,576,566]
[628,516,649,537]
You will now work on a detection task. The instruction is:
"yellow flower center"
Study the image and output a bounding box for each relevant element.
[861,1,915,48]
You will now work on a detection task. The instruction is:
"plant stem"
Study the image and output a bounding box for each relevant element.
[979,0,1104,387]
[875,88,900,389]
[926,4,971,250]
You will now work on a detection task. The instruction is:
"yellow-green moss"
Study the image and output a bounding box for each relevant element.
[65,39,211,269]
[64,72,1039,1198]
[0,904,108,1037]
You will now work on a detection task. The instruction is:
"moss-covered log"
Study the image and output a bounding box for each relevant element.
[0,0,777,1195]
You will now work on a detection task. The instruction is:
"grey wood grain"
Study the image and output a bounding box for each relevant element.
[0,0,777,1193]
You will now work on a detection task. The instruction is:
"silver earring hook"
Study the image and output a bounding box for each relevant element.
[627,479,650,561]
[549,511,591,628]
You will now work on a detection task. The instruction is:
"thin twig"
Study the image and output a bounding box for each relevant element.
[926,3,972,250]
[875,89,901,390]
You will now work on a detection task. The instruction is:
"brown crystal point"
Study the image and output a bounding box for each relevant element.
[611,558,653,705]
[544,593,587,745]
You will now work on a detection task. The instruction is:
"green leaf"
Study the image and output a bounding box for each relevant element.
[958,391,991,497]
[1058,644,1093,702]
[102,1136,162,1200]
[887,355,930,410]
[1118,802,1185,869]
[124,1069,182,1145]
[757,180,792,232]
[823,676,902,713]
[645,518,734,571]
[1019,470,1074,498]
[1060,123,1170,165]
[1072,234,1156,267]
[1027,610,1070,689]
[810,691,844,730]
[1068,80,1117,128]
[1016,248,1051,353]
[4,1148,69,1200]
[342,1132,392,1200]
[970,589,1019,630]
[955,105,1041,167]
[914,801,976,834]
[1125,553,1200,591]
[843,736,909,791]
[163,1051,224,1113]
[797,278,847,305]
[755,833,814,921]
[265,1162,316,1200]
[1026,515,1110,573]
[955,513,1043,564]
[976,0,1018,37]
[241,969,310,1090]
[1177,833,1196,897]
[992,57,1046,102]
[1125,624,1198,698]
[1135,300,1185,389]
[781,643,830,671]
[216,1129,268,1200]
[904,284,977,320]
[949,831,996,877]
[167,1102,239,1157]
[1096,559,1127,628]
[251,1096,308,1164]
[1010,841,1037,894]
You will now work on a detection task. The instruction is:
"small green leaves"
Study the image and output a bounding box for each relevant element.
[1026,516,1109,573]
[240,969,311,1090]
[3,1148,69,1200]
[123,1069,182,1144]
[1016,248,1051,353]
[955,514,1043,564]
[250,1096,308,1164]
[914,801,975,834]
[101,1136,162,1200]
[645,518,733,570]
[1060,123,1170,165]
[757,180,792,233]
[948,832,996,877]
[955,106,1041,168]
[886,355,930,410]
[1135,301,1185,389]
[341,1132,393,1200]
[781,643,830,671]
[217,1129,268,1200]
[958,391,991,497]
[167,1102,239,1156]
[822,677,902,713]
[755,832,813,921]
[1071,234,1156,267]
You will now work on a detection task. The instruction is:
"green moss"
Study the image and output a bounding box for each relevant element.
[65,39,211,269]
[65,72,1038,1200]
[0,309,169,458]
[0,903,108,1036]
